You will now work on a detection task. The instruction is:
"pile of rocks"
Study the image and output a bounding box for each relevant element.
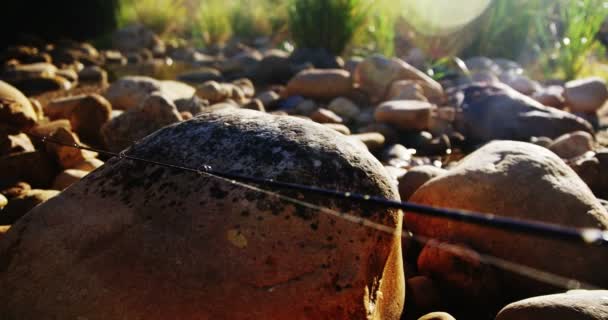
[2,28,608,319]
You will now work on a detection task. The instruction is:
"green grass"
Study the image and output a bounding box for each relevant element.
[349,0,396,56]
[542,0,608,80]
[192,0,233,46]
[460,0,549,60]
[116,0,187,36]
[288,0,371,55]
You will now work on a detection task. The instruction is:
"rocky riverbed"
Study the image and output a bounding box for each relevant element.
[1,26,608,320]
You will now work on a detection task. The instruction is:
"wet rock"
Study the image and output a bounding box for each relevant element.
[0,132,34,156]
[354,54,443,103]
[327,97,360,122]
[46,127,98,169]
[375,100,434,131]
[547,131,594,159]
[0,80,38,132]
[0,189,59,225]
[0,108,405,319]
[453,83,593,145]
[78,65,108,86]
[310,108,343,124]
[417,312,456,320]
[104,76,195,110]
[101,93,183,152]
[407,141,608,303]
[0,151,58,189]
[398,165,446,200]
[564,77,608,113]
[286,69,352,100]
[496,290,608,320]
[52,169,88,190]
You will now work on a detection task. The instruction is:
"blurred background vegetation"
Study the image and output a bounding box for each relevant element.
[2,0,606,81]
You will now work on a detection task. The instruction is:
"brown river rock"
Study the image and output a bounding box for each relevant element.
[0,109,404,320]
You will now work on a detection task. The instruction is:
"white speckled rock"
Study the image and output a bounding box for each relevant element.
[0,109,405,320]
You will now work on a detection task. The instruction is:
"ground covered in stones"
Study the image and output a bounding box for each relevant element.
[1,26,608,320]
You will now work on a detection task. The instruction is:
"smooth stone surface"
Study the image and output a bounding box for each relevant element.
[496,290,608,320]
[417,312,456,320]
[0,80,37,132]
[327,97,360,121]
[286,69,352,100]
[564,77,608,113]
[548,131,594,159]
[397,165,446,201]
[354,54,443,103]
[0,189,59,225]
[101,93,183,152]
[0,109,405,320]
[375,100,434,131]
[104,76,195,110]
[407,141,608,301]
[453,83,593,145]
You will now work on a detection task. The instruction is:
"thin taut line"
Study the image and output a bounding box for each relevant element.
[30,134,608,247]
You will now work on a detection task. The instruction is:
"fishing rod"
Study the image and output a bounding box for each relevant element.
[29,133,608,247]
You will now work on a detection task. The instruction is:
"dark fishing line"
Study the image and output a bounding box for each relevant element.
[30,133,608,247]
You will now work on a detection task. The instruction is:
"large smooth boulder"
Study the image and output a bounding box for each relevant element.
[0,109,405,319]
[0,80,37,132]
[453,83,593,145]
[496,290,608,320]
[406,141,608,301]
